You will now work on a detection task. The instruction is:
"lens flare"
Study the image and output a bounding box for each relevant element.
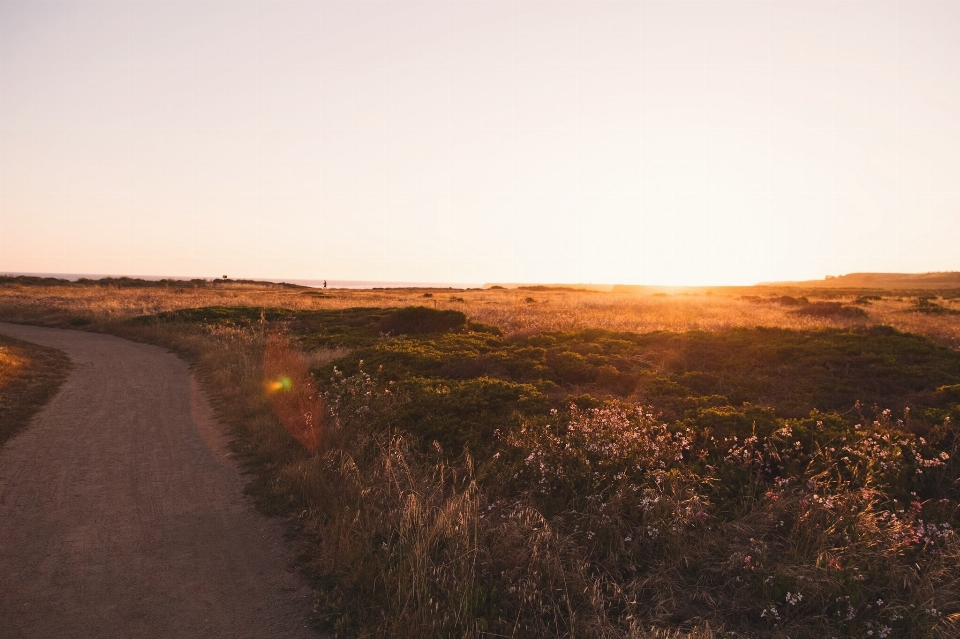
[267,376,292,393]
[263,336,326,453]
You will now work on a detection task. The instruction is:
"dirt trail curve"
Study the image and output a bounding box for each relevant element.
[0,323,317,639]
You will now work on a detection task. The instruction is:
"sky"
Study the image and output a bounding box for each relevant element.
[1,0,958,286]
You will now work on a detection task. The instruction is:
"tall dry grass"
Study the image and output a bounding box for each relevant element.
[264,335,325,452]
[279,382,960,637]
[274,371,736,638]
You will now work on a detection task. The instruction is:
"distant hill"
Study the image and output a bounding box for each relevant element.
[765,272,960,290]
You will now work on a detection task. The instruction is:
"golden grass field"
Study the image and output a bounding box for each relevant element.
[2,281,959,345]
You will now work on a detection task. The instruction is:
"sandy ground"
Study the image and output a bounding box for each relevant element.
[0,323,317,639]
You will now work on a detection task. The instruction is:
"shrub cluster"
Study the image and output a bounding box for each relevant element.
[294,369,960,638]
[309,320,960,453]
[793,302,869,319]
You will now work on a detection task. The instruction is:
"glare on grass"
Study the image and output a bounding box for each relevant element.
[263,337,324,453]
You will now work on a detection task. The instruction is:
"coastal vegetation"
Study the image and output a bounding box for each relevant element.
[3,277,960,637]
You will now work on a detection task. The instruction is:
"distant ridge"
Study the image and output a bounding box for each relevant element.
[764,272,960,290]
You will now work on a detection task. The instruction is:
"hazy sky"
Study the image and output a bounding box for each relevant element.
[1,1,958,285]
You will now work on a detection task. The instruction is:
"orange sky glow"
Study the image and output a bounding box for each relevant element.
[1,1,958,286]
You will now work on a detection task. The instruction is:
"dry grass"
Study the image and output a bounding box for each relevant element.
[0,333,71,448]
[264,336,326,453]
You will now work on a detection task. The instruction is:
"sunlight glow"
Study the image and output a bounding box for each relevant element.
[1,1,957,285]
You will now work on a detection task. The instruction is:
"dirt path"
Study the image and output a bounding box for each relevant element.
[0,323,317,639]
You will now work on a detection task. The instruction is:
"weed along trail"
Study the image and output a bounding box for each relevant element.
[0,323,316,639]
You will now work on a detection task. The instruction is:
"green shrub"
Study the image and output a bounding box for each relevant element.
[382,376,548,453]
[793,302,868,318]
[914,297,960,315]
[379,306,469,335]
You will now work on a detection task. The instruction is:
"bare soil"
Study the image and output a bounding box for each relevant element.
[0,323,317,639]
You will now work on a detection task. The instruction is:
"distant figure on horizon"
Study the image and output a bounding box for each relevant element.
[323,280,327,288]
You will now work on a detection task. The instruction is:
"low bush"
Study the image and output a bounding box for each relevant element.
[379,306,469,335]
[776,295,808,306]
[914,298,960,315]
[308,322,960,455]
[793,302,868,319]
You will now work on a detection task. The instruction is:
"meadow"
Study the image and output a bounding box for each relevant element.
[2,277,960,638]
